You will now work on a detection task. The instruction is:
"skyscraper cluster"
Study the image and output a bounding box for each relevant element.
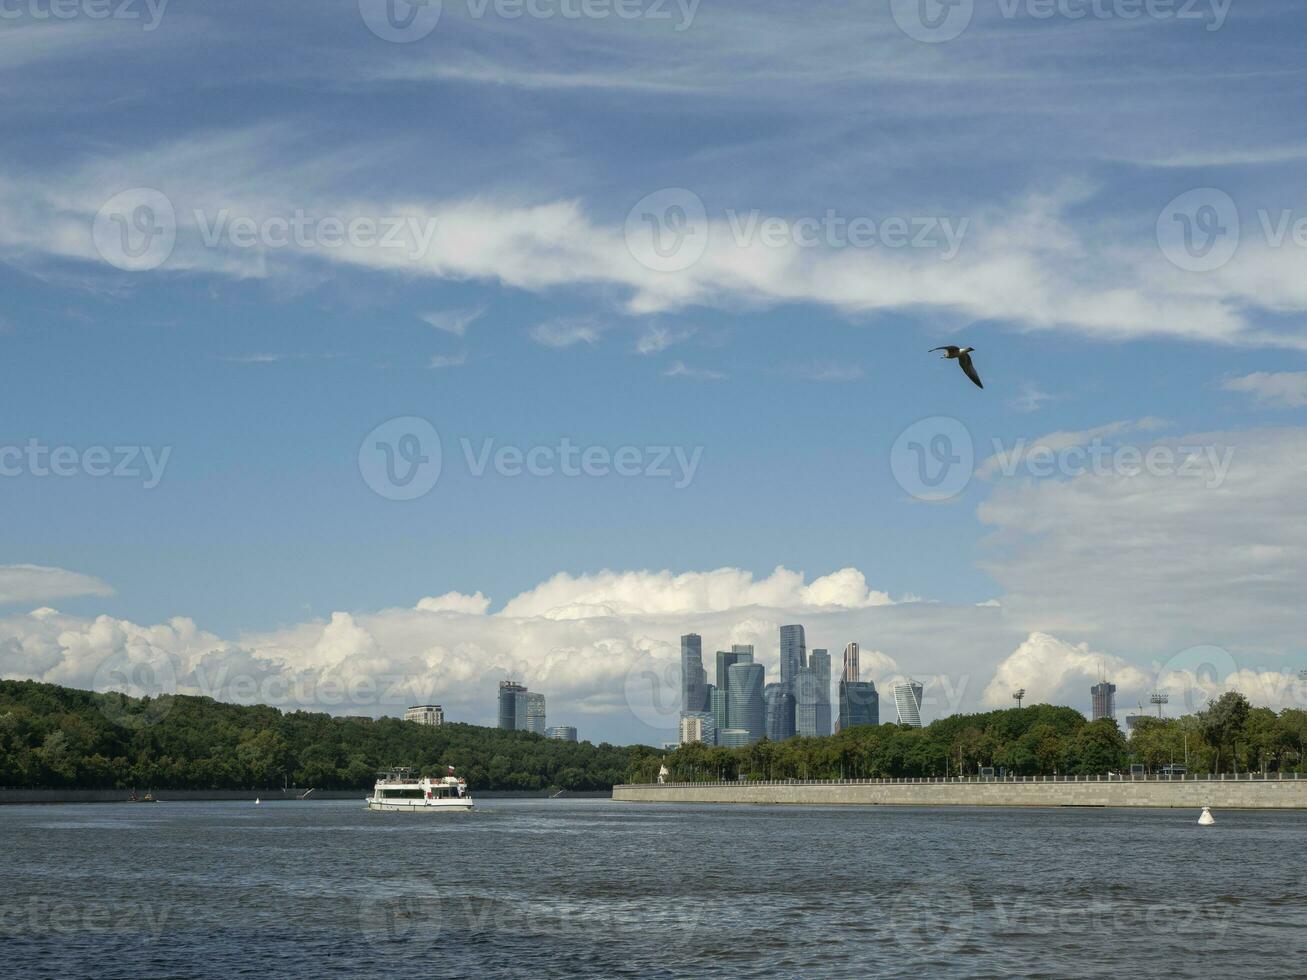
[680,627,882,746]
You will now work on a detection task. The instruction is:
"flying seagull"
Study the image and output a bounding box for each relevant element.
[929,346,983,389]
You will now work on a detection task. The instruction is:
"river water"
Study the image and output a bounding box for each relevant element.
[2,799,1304,978]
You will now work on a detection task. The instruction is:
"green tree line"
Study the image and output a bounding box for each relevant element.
[0,680,657,792]
[638,694,1307,783]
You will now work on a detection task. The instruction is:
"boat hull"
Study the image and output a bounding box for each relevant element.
[365,798,474,812]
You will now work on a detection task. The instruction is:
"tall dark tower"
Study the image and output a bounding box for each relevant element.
[1090,681,1116,722]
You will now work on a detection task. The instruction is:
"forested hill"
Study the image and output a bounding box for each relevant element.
[0,680,661,791]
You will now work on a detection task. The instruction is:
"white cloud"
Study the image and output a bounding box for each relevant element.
[635,324,694,356]
[785,361,864,383]
[663,360,726,381]
[981,632,1153,709]
[428,351,468,369]
[421,306,485,337]
[978,426,1307,655]
[416,591,491,615]
[1222,372,1307,409]
[0,565,113,605]
[3,132,1305,350]
[498,566,895,621]
[977,417,1170,479]
[1008,384,1056,414]
[529,317,603,348]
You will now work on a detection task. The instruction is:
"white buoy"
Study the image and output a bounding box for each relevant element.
[254,797,261,805]
[1198,805,1215,825]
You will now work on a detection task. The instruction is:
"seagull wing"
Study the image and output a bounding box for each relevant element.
[958,351,984,389]
[929,346,960,355]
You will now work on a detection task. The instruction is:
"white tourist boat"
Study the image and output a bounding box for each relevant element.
[365,766,473,812]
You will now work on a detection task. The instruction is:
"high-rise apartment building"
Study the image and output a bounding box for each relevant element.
[545,726,577,742]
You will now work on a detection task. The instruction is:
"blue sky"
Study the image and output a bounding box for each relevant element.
[2,0,1306,743]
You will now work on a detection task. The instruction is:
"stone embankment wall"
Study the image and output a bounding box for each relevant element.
[613,778,1307,809]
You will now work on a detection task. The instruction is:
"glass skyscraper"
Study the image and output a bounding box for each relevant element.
[681,633,708,714]
[498,680,526,730]
[524,692,547,735]
[893,680,924,728]
[842,642,860,683]
[795,665,818,738]
[810,649,831,737]
[779,625,806,693]
[764,682,796,742]
[715,647,752,693]
[1091,681,1116,722]
[709,686,729,739]
[839,679,879,730]
[727,662,765,744]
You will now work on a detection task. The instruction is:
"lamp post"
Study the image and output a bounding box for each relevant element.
[1150,692,1169,718]
[1013,689,1026,709]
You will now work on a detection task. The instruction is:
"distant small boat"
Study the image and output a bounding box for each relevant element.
[127,791,156,803]
[254,797,261,805]
[1198,806,1215,826]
